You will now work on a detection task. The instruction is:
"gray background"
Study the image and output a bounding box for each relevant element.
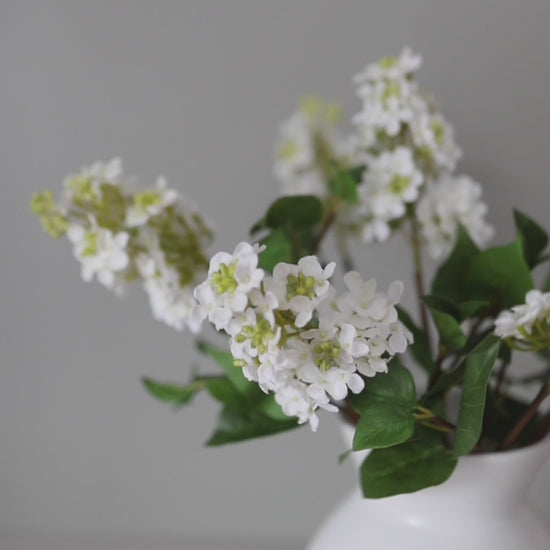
[2,0,550,546]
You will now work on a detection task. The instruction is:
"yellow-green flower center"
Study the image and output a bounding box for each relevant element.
[82,232,98,257]
[279,139,301,161]
[286,272,317,301]
[212,261,238,294]
[430,120,445,146]
[379,56,398,70]
[235,316,277,355]
[314,341,341,371]
[66,176,99,203]
[135,190,161,210]
[382,81,401,104]
[388,175,411,195]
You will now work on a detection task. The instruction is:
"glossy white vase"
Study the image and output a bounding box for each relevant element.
[306,426,550,550]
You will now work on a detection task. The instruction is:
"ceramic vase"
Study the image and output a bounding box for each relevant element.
[306,426,550,550]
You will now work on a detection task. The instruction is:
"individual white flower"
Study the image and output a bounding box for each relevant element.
[193,242,265,330]
[125,177,178,227]
[274,112,315,182]
[354,77,423,140]
[495,290,550,342]
[281,168,326,197]
[67,224,129,292]
[271,256,336,327]
[352,147,423,243]
[62,158,125,205]
[354,47,423,85]
[416,173,494,259]
[410,111,462,172]
[274,97,346,197]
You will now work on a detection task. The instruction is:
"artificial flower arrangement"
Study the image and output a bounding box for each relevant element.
[31,48,550,498]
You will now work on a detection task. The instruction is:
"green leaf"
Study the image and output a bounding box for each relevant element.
[396,307,435,375]
[329,165,360,203]
[197,342,251,394]
[425,360,466,399]
[453,335,501,456]
[514,209,548,267]
[258,228,293,273]
[202,377,247,410]
[255,392,290,421]
[265,195,323,229]
[432,226,480,303]
[142,377,199,408]
[351,362,417,450]
[459,300,490,320]
[422,295,462,320]
[249,216,268,236]
[338,448,352,465]
[206,407,299,446]
[351,361,417,413]
[430,310,467,351]
[361,427,457,498]
[464,238,534,310]
[353,402,415,450]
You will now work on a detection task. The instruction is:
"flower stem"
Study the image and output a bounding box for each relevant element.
[408,209,433,358]
[335,222,356,273]
[500,383,550,450]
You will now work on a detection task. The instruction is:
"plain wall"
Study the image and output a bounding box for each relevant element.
[2,0,550,544]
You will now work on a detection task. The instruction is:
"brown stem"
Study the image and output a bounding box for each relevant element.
[500,383,550,450]
[409,210,433,362]
[527,409,550,445]
[339,398,360,426]
[312,209,337,255]
[430,346,447,387]
[494,360,510,398]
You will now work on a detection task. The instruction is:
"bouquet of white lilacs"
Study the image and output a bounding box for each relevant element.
[32,48,550,497]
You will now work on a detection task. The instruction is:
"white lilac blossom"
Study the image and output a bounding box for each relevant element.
[495,291,550,351]
[126,177,178,227]
[274,97,348,197]
[354,147,424,243]
[349,48,465,247]
[31,158,212,330]
[194,242,412,431]
[67,224,130,294]
[416,173,494,259]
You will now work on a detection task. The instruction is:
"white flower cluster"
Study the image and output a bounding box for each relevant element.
[274,97,350,197]
[341,48,491,258]
[416,174,494,259]
[495,290,550,348]
[33,159,212,331]
[193,242,412,430]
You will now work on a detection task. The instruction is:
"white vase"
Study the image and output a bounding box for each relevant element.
[306,425,550,550]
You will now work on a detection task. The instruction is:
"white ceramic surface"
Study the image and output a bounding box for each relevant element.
[306,425,550,550]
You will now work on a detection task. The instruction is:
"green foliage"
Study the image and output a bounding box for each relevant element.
[453,335,500,456]
[351,362,417,450]
[396,307,435,376]
[432,225,534,313]
[432,226,479,303]
[250,194,325,272]
[206,407,298,446]
[258,228,293,272]
[142,378,200,408]
[422,296,467,351]
[514,209,548,268]
[197,342,299,444]
[464,238,534,310]
[360,426,457,498]
[265,195,324,229]
[329,164,363,204]
[197,341,251,394]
